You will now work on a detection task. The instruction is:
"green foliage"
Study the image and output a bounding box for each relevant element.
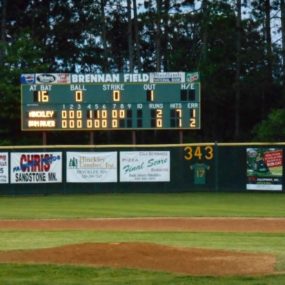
[253,109,285,141]
[0,33,47,145]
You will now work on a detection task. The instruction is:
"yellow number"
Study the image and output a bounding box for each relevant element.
[75,90,83,102]
[205,146,214,160]
[190,118,196,128]
[176,109,182,117]
[69,110,74,119]
[61,110,67,119]
[112,119,118,128]
[155,109,163,128]
[184,146,213,160]
[38,91,49,102]
[190,109,197,127]
[184,146,193,160]
[102,120,107,128]
[94,119,100,128]
[87,110,93,119]
[112,110,118,118]
[113,90,120,101]
[87,119,92,128]
[102,110,107,119]
[194,146,203,159]
[156,109,162,118]
[148,90,154,101]
[156,119,163,128]
[119,109,125,118]
[69,120,75,128]
[76,120,82,128]
[76,110,82,118]
[62,120,67,128]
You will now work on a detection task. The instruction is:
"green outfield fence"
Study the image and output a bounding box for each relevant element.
[0,142,284,195]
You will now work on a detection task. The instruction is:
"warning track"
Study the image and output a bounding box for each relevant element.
[0,217,284,232]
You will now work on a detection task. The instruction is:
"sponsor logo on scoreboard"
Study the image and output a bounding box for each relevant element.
[150,72,185,83]
[186,72,199,83]
[21,72,200,84]
[36,73,57,83]
[35,73,71,84]
[21,74,71,84]
[20,74,35,84]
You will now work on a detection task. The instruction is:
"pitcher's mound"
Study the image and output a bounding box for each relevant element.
[0,242,275,276]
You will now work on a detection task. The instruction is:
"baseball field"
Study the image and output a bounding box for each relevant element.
[0,192,285,284]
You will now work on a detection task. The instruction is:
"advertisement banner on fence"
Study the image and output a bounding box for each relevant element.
[120,151,170,182]
[10,152,62,183]
[246,148,283,191]
[66,152,117,182]
[0,152,9,184]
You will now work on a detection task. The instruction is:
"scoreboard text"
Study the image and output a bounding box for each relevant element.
[20,72,201,131]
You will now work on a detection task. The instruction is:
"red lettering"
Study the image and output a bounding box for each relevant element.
[20,153,52,172]
[20,155,28,172]
[43,154,51,171]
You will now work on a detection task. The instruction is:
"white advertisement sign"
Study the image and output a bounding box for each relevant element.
[66,152,117,182]
[120,151,170,182]
[0,152,9,184]
[10,152,62,183]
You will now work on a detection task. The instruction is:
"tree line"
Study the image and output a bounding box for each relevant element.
[0,0,284,145]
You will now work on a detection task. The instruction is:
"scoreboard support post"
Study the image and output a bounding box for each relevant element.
[179,130,183,144]
[89,132,94,145]
[132,131,136,145]
[42,132,47,145]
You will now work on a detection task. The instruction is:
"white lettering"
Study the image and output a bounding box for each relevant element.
[28,111,55,118]
[71,74,120,83]
[40,85,52,91]
[102,84,124,91]
[70,84,86,91]
[28,120,56,128]
[124,73,149,82]
[149,104,164,109]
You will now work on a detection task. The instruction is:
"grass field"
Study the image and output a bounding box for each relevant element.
[0,192,285,284]
[0,192,285,218]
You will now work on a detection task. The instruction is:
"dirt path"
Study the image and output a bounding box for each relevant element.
[0,217,284,232]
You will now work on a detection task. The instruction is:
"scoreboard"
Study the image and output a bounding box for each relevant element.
[20,72,201,131]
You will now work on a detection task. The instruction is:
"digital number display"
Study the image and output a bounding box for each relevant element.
[20,72,201,131]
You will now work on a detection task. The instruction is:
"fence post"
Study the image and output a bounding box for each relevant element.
[214,141,219,192]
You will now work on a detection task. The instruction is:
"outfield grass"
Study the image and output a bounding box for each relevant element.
[0,192,285,284]
[0,264,285,285]
[0,192,284,218]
